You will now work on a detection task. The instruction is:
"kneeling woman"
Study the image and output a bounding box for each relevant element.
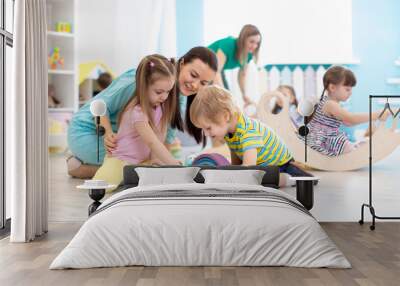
[67,47,217,178]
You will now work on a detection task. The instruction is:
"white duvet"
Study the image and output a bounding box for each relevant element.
[50,183,350,269]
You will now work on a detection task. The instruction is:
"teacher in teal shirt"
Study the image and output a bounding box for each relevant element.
[67,47,217,178]
[208,24,262,106]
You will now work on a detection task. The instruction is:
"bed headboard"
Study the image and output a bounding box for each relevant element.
[121,165,280,190]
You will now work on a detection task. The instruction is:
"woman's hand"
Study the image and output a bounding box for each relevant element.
[104,131,117,154]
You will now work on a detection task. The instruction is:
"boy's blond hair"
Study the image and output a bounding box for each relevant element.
[190,85,238,126]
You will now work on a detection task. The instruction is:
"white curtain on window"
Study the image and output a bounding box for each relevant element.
[9,0,48,242]
[204,0,354,65]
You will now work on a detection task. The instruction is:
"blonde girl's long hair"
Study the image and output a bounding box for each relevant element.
[236,24,261,66]
[118,54,177,134]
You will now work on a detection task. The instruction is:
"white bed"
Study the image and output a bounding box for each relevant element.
[50,183,350,269]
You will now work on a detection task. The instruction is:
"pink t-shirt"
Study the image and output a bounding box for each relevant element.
[111,105,163,164]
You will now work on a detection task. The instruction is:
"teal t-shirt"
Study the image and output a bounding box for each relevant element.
[208,36,253,70]
[69,68,184,144]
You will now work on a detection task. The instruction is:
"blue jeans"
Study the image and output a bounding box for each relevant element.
[279,160,313,177]
[68,127,105,166]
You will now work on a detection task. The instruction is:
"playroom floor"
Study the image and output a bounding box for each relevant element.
[49,146,400,223]
[1,145,400,286]
[1,222,400,286]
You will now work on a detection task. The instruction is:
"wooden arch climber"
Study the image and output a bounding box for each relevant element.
[256,91,400,171]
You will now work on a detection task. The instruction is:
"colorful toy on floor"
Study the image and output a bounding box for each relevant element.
[48,47,64,70]
[191,153,230,167]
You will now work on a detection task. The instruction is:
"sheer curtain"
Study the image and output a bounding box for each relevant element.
[9,0,48,242]
[113,0,176,74]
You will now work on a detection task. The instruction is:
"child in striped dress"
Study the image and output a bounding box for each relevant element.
[306,66,389,156]
[190,85,312,187]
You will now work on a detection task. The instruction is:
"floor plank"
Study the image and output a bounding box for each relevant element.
[1,222,400,286]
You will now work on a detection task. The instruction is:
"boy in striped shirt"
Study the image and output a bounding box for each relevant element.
[190,85,311,186]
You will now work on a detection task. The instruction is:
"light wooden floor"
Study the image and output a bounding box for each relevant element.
[1,222,400,286]
[1,148,399,285]
[49,147,400,223]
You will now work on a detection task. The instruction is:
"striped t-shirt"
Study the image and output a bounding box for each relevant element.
[224,113,293,166]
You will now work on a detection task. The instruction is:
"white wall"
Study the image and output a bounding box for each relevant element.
[204,0,354,65]
[77,0,176,76]
[76,0,116,72]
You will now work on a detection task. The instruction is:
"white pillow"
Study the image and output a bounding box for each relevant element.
[200,169,266,185]
[135,167,200,186]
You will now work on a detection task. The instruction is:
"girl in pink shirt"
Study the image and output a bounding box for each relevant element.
[93,55,180,190]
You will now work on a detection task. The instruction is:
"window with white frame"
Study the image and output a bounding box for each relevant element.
[1,0,14,233]
[203,0,355,65]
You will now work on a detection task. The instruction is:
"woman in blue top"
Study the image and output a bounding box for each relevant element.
[67,47,218,178]
[208,24,262,106]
